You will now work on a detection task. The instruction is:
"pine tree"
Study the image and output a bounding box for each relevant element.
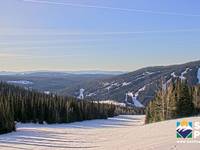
[0,82,142,134]
[176,81,194,117]
[146,79,196,123]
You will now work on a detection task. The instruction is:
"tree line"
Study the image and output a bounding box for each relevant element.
[146,79,200,123]
[0,82,142,134]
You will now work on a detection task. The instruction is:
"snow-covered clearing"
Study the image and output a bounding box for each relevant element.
[0,115,200,150]
[96,100,126,107]
[7,80,33,85]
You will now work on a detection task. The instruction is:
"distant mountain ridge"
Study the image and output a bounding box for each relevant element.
[1,60,200,107]
[0,70,126,76]
[79,60,200,106]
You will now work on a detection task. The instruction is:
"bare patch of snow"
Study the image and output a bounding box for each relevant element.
[86,93,96,97]
[162,78,172,91]
[171,72,177,78]
[102,82,110,87]
[44,91,50,95]
[122,82,131,87]
[142,71,154,76]
[134,86,146,97]
[7,80,33,85]
[125,86,145,108]
[132,97,144,108]
[96,100,126,107]
[77,88,85,99]
[105,83,120,91]
[135,76,145,81]
[179,68,191,81]
[105,85,112,91]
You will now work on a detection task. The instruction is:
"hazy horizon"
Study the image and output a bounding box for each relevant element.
[1,59,199,73]
[1,0,200,71]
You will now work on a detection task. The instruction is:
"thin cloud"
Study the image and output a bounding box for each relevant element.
[23,0,200,17]
[0,45,94,49]
[0,52,85,59]
[0,39,108,44]
[1,28,200,36]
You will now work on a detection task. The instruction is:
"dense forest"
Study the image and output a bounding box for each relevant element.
[0,82,142,134]
[146,79,200,123]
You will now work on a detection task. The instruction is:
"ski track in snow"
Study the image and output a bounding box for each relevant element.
[0,115,200,150]
[0,115,144,150]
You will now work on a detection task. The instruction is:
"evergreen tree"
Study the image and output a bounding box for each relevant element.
[0,82,139,134]
[176,81,194,117]
[146,79,196,124]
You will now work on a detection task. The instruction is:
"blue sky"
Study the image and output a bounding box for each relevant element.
[0,0,200,71]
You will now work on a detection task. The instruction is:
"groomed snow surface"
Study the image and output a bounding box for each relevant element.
[0,115,200,150]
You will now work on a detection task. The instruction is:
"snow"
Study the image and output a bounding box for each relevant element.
[179,68,190,81]
[86,93,96,97]
[112,83,120,86]
[1,115,199,150]
[77,88,85,99]
[44,91,50,95]
[135,76,145,81]
[105,85,112,91]
[132,96,145,108]
[7,80,33,85]
[122,82,131,87]
[162,78,172,91]
[134,86,146,97]
[197,68,200,84]
[171,72,177,78]
[105,83,120,91]
[162,82,167,91]
[171,68,191,81]
[102,82,110,87]
[142,71,154,75]
[125,86,145,108]
[97,100,126,107]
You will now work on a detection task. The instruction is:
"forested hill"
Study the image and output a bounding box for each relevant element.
[1,60,200,108]
[0,82,142,134]
[82,60,200,105]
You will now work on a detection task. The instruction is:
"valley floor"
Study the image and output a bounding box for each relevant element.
[0,115,200,150]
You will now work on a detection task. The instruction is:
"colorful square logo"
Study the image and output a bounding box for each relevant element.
[176,120,192,138]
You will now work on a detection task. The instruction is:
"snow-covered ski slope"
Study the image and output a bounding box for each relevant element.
[0,115,200,150]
